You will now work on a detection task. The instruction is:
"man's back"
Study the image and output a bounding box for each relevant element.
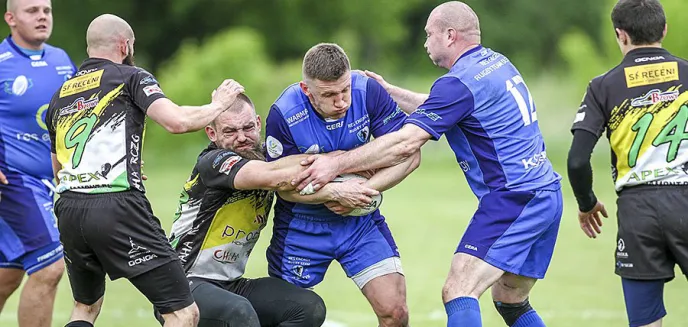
[0,37,75,179]
[573,47,688,191]
[46,58,165,194]
[408,46,560,198]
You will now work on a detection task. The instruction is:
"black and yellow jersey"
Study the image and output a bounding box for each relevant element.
[46,58,166,194]
[572,48,688,191]
[170,144,274,282]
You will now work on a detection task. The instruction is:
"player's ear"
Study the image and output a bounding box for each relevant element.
[255,114,262,132]
[205,125,217,142]
[4,12,15,28]
[299,81,311,97]
[662,23,668,39]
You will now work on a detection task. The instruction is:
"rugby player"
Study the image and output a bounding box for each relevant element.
[568,1,688,326]
[292,2,563,327]
[0,0,75,326]
[161,93,380,327]
[45,14,246,327]
[265,43,420,327]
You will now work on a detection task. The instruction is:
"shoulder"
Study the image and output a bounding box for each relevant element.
[198,148,243,171]
[272,83,310,119]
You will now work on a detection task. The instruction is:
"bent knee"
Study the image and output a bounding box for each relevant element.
[377,302,409,326]
[301,292,327,327]
[30,260,65,287]
[491,275,534,303]
[201,296,258,326]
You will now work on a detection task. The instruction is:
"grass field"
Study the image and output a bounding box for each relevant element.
[2,78,688,326]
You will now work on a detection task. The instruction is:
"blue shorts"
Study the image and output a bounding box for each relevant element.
[0,241,63,274]
[267,211,399,288]
[0,172,61,270]
[457,185,563,279]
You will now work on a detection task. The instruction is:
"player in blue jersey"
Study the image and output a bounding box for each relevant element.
[293,3,563,327]
[0,0,75,326]
[265,43,420,327]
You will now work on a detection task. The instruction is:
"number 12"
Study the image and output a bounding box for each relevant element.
[506,75,537,126]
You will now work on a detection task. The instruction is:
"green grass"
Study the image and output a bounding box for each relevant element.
[3,77,687,326]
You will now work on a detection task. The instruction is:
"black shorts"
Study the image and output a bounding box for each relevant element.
[55,190,193,313]
[615,185,688,280]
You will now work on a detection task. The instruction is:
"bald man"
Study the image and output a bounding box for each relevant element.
[45,14,245,327]
[0,0,76,326]
[293,2,562,327]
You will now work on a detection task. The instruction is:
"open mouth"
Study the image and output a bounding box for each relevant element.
[36,25,48,31]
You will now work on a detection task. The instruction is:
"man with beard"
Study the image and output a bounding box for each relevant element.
[164,93,379,326]
[45,14,246,327]
[0,1,76,326]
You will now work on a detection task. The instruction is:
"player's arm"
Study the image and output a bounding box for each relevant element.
[51,154,61,184]
[130,70,245,134]
[45,97,61,184]
[364,70,428,114]
[568,81,609,238]
[294,77,472,191]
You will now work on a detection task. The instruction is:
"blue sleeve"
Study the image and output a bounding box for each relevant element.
[406,77,474,140]
[265,105,300,162]
[366,78,406,137]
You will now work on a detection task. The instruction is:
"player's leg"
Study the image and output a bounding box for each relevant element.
[229,277,326,327]
[0,266,23,313]
[445,188,562,327]
[267,214,335,289]
[97,193,197,327]
[338,214,408,327]
[614,187,677,327]
[491,274,543,327]
[17,241,65,327]
[56,196,107,327]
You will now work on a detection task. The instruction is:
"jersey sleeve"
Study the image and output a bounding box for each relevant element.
[197,149,251,190]
[46,92,60,154]
[570,80,607,138]
[128,69,167,113]
[265,105,301,162]
[366,78,407,137]
[406,77,474,140]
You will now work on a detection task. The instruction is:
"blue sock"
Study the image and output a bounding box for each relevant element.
[512,310,546,327]
[445,296,481,327]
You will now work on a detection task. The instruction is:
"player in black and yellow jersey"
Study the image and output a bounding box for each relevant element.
[568,1,688,326]
[45,14,246,327]
[163,94,380,327]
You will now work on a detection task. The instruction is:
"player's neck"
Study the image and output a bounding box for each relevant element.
[9,34,44,51]
[88,51,124,65]
[622,43,662,57]
[449,43,480,68]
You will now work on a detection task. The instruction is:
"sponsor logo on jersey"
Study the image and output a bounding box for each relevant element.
[213,151,235,168]
[143,84,163,96]
[266,136,283,158]
[413,108,442,121]
[31,60,47,67]
[139,75,158,85]
[635,56,665,63]
[3,75,32,96]
[59,70,103,97]
[631,89,679,107]
[219,156,241,174]
[625,62,678,88]
[59,96,99,115]
[357,126,370,143]
[522,151,548,171]
[326,121,344,130]
[286,108,309,127]
[0,51,13,63]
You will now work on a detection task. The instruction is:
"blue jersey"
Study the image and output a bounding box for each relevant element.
[265,74,406,218]
[0,36,76,179]
[407,46,560,198]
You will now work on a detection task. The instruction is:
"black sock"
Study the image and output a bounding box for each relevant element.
[65,321,94,327]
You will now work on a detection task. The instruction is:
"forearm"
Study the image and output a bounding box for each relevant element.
[278,184,336,204]
[386,84,428,114]
[567,130,600,212]
[178,103,226,132]
[51,153,61,184]
[364,150,420,192]
[338,126,424,175]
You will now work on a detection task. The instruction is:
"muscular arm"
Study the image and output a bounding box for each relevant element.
[567,130,600,212]
[147,99,229,134]
[277,184,338,204]
[338,124,430,174]
[385,85,428,114]
[364,149,421,192]
[232,154,310,191]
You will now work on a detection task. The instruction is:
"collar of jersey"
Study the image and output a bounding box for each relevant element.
[5,34,45,59]
[625,46,669,59]
[452,44,484,67]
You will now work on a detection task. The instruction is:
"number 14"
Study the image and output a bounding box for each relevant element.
[506,75,537,126]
